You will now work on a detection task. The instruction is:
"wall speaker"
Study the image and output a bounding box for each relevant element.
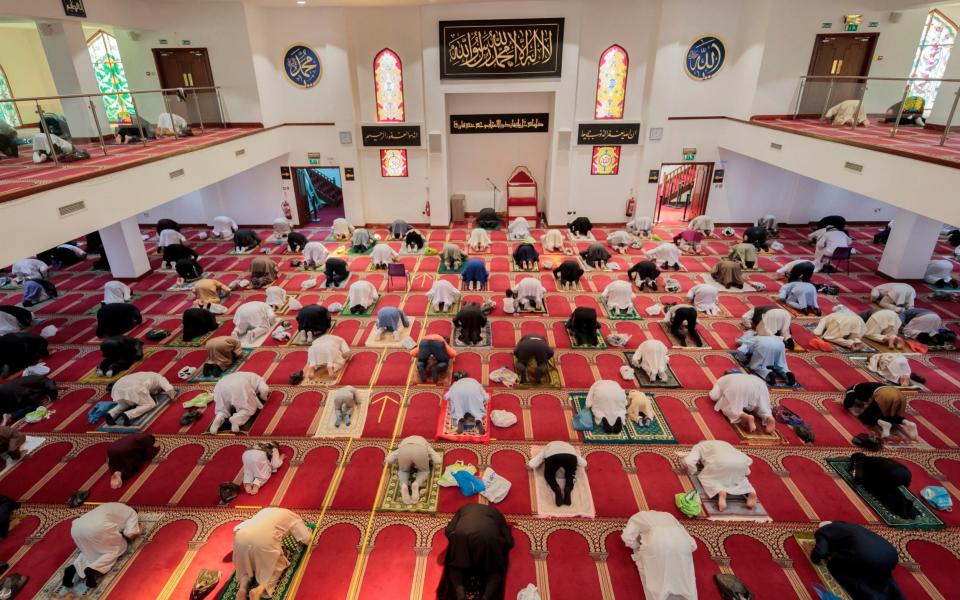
[557,130,571,150]
[889,11,902,23]
[429,132,442,154]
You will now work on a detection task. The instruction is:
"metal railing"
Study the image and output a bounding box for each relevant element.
[0,85,225,166]
[794,74,960,145]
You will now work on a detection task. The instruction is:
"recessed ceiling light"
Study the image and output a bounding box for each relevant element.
[296,1,306,4]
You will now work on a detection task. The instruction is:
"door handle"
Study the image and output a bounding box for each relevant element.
[187,73,194,87]
[182,73,189,86]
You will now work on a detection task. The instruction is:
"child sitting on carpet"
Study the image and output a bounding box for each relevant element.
[502,289,516,314]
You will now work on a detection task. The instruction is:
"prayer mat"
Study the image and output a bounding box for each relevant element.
[513,358,562,389]
[414,363,454,387]
[452,322,492,349]
[578,258,619,273]
[479,220,501,230]
[826,457,945,530]
[217,408,261,434]
[571,392,676,444]
[729,352,804,389]
[347,245,374,255]
[300,366,343,386]
[378,450,444,514]
[532,445,596,518]
[699,273,757,292]
[240,324,279,349]
[287,324,336,346]
[687,471,771,523]
[0,281,18,290]
[656,321,711,349]
[96,393,172,433]
[322,272,354,289]
[167,275,212,291]
[167,326,220,347]
[860,338,931,354]
[364,319,416,348]
[38,513,161,599]
[227,247,257,255]
[566,328,607,349]
[272,294,298,315]
[874,426,933,451]
[312,389,370,438]
[399,245,424,256]
[732,418,787,446]
[539,254,567,269]
[342,295,381,318]
[86,295,142,315]
[793,533,853,600]
[847,355,929,391]
[216,524,314,600]
[189,349,253,383]
[801,324,874,354]
[0,436,44,477]
[926,283,960,294]
[602,301,642,321]
[296,262,325,272]
[16,297,54,310]
[510,259,540,273]
[436,398,492,443]
[427,297,461,316]
[78,350,154,384]
[565,230,596,241]
[515,301,547,315]
[776,299,817,318]
[437,261,466,275]
[623,352,681,387]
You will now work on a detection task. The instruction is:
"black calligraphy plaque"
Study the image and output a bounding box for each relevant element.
[440,18,564,79]
[450,113,550,134]
[62,0,87,17]
[576,122,641,145]
[360,125,422,147]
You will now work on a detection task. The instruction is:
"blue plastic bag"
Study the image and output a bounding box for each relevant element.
[921,486,953,511]
[88,401,117,424]
[572,408,594,431]
[452,469,486,497]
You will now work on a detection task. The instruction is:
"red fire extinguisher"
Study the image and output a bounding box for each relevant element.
[424,200,431,218]
[281,198,292,220]
[625,194,636,218]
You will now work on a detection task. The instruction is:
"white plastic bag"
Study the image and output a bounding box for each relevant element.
[208,303,229,315]
[490,409,518,428]
[288,298,303,311]
[619,365,635,380]
[301,278,318,290]
[517,584,542,600]
[770,241,784,251]
[40,325,58,338]
[646,304,663,316]
[23,363,50,377]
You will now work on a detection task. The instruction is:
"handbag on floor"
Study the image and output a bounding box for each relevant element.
[218,482,240,504]
[572,408,594,431]
[675,490,702,517]
[714,574,752,600]
[190,569,220,600]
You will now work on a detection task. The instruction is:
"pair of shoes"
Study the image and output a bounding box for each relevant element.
[765,372,777,386]
[784,372,796,386]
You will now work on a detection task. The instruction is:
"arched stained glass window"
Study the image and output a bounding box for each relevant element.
[374,48,405,123]
[594,44,628,120]
[87,30,135,124]
[0,64,21,127]
[909,10,958,115]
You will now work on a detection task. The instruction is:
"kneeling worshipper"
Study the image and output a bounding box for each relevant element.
[810,521,905,600]
[389,219,412,240]
[0,306,32,335]
[161,242,197,269]
[687,214,715,236]
[287,230,308,253]
[776,259,816,282]
[673,228,704,254]
[608,230,633,253]
[512,277,546,311]
[158,217,181,233]
[405,229,425,252]
[96,302,143,338]
[627,214,653,237]
[31,133,88,163]
[98,336,143,377]
[296,305,332,342]
[106,372,175,427]
[11,257,48,281]
[330,386,363,427]
[860,308,905,349]
[345,280,379,314]
[541,228,565,252]
[900,307,947,345]
[385,435,443,504]
[193,278,231,310]
[850,453,919,519]
[21,277,58,307]
[62,503,140,589]
[924,258,956,288]
[815,226,852,272]
[843,383,917,440]
[647,241,682,270]
[103,281,131,305]
[586,379,628,433]
[462,258,490,291]
[742,306,794,348]
[513,334,554,384]
[621,511,697,600]
[868,353,914,386]
[813,308,868,350]
[157,225,186,250]
[176,256,204,283]
[870,282,916,313]
[272,217,293,239]
[728,241,758,269]
[580,242,612,269]
[817,215,847,233]
[709,373,775,434]
[513,242,539,270]
[156,112,193,136]
[508,217,532,241]
[453,302,488,346]
[38,243,87,267]
[370,242,399,269]
[441,243,470,271]
[427,279,460,312]
[602,280,636,315]
[683,440,757,511]
[301,240,328,269]
[411,334,457,383]
[664,303,704,347]
[0,332,48,376]
[445,375,489,434]
[265,286,287,311]
[743,225,769,250]
[477,207,500,229]
[468,227,492,252]
[351,228,374,253]
[234,229,262,253]
[568,216,593,238]
[306,333,351,379]
[756,214,778,236]
[211,215,239,240]
[324,257,350,287]
[688,282,720,315]
[232,301,277,345]
[182,307,219,342]
[437,504,513,600]
[203,336,244,377]
[374,306,410,340]
[566,307,602,346]
[209,371,270,434]
[553,258,585,290]
[0,375,57,421]
[249,256,279,289]
[242,442,283,495]
[0,419,26,462]
[779,280,822,316]
[737,335,796,386]
[528,441,587,506]
[232,508,312,600]
[628,259,661,291]
[106,433,160,489]
[332,217,355,240]
[632,339,670,383]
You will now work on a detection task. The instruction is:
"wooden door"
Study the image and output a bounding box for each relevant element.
[152,48,221,126]
[798,33,878,117]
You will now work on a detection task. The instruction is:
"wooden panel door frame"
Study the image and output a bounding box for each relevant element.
[151,48,216,88]
[806,32,879,77]
[151,48,221,127]
[655,162,714,222]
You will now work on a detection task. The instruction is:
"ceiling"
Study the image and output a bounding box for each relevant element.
[149,0,518,6]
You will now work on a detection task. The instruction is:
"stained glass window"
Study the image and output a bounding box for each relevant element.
[374,49,405,123]
[595,45,628,120]
[591,146,621,175]
[87,30,135,124]
[381,149,408,177]
[0,64,20,127]
[908,10,957,116]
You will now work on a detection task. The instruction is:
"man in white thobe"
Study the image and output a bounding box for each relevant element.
[242,444,283,495]
[232,301,277,346]
[646,242,681,270]
[370,243,399,269]
[106,371,175,426]
[427,279,461,313]
[445,376,489,433]
[870,283,916,313]
[687,283,720,315]
[924,259,956,288]
[814,227,852,271]
[631,339,670,382]
[233,508,312,600]
[209,372,269,434]
[901,308,944,345]
[157,228,186,249]
[608,230,633,253]
[621,511,697,600]
[306,334,351,378]
[742,306,793,345]
[776,259,815,281]
[813,308,868,351]
[272,217,293,239]
[211,215,239,240]
[602,280,636,314]
[507,217,531,241]
[302,241,329,269]
[11,258,48,281]
[346,280,379,314]
[331,217,354,240]
[868,353,913,386]
[586,380,628,433]
[627,215,653,237]
[683,440,757,511]
[264,286,287,311]
[862,309,905,349]
[385,435,443,504]
[709,373,774,434]
[103,281,132,305]
[62,502,140,589]
[512,277,546,311]
[687,215,714,235]
[541,229,565,252]
[467,227,491,252]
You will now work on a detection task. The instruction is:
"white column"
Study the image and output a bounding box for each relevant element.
[100,218,151,279]
[878,208,942,279]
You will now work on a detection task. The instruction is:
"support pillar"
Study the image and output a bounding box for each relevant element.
[99,218,150,279]
[878,209,942,280]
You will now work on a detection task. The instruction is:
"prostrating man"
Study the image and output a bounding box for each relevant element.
[11,257,48,282]
[868,353,914,386]
[553,259,584,290]
[850,453,919,519]
[231,301,276,345]
[900,307,946,345]
[272,217,292,239]
[508,216,532,241]
[427,279,460,313]
[0,306,31,336]
[870,282,916,313]
[38,243,87,267]
[21,278,58,307]
[453,302,488,346]
[580,242,611,269]
[0,120,17,158]
[776,259,815,282]
[620,511,697,600]
[627,214,653,237]
[209,371,270,434]
[568,216,593,238]
[305,333,351,379]
[628,260,661,291]
[331,217,354,240]
[232,508,312,600]
[513,334,554,384]
[586,379,628,434]
[411,334,457,383]
[924,258,957,288]
[445,375,489,434]
[512,277,546,312]
[601,279,636,315]
[265,286,287,311]
[462,258,489,291]
[512,242,539,271]
[249,256,279,289]
[663,303,703,347]
[779,280,821,316]
[234,228,261,253]
[102,281,132,306]
[441,243,469,271]
[97,336,143,378]
[287,231,309,253]
[810,521,905,600]
[324,257,349,288]
[631,339,670,383]
[175,256,204,283]
[815,226,852,272]
[242,442,283,495]
[566,307,602,346]
[709,373,774,433]
[161,242,197,270]
[390,219,412,240]
[737,335,796,386]
[106,433,160,489]
[541,228,565,252]
[467,227,492,252]
[157,225,186,250]
[728,241,758,269]
[0,332,49,376]
[211,215,239,240]
[687,214,714,236]
[743,225,769,251]
[813,308,868,351]
[476,207,499,229]
[741,306,793,348]
[756,214,778,236]
[370,242,399,269]
[106,372,175,427]
[683,440,757,511]
[193,278,230,310]
[345,280,379,315]
[301,240,328,270]
[0,375,57,421]
[203,336,244,377]
[861,308,905,350]
[404,229,424,252]
[62,502,140,589]
[673,229,703,254]
[296,305,332,342]
[646,242,682,271]
[816,214,847,232]
[687,282,720,315]
[385,435,443,504]
[374,306,410,341]
[96,302,143,338]
[608,230,633,254]
[528,440,587,507]
[843,382,918,440]
[437,504,513,600]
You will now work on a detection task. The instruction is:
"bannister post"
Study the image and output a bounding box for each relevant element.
[939,87,960,146]
[128,93,148,147]
[161,91,179,139]
[819,79,835,119]
[851,83,867,130]
[793,77,807,120]
[191,89,205,133]
[88,98,108,156]
[890,83,911,138]
[215,88,226,128]
[35,101,59,166]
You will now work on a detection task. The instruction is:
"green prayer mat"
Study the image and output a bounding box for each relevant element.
[217,524,314,600]
[514,358,562,389]
[825,457,945,530]
[793,533,853,600]
[571,392,676,444]
[602,302,643,321]
[427,298,461,316]
[379,451,444,513]
[567,329,607,349]
[479,221,501,230]
[342,295,381,318]
[347,244,374,255]
[167,326,220,347]
[189,348,254,383]
[622,352,681,388]
[437,261,466,275]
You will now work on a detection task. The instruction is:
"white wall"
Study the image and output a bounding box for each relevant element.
[0,25,62,118]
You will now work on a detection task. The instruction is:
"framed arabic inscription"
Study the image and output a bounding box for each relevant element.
[283,44,322,89]
[440,18,564,79]
[360,125,423,147]
[577,122,640,145]
[450,113,550,134]
[685,35,726,81]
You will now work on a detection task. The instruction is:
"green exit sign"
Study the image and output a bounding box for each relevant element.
[683,153,695,161]
[845,23,859,31]
[309,159,319,165]
[821,22,832,29]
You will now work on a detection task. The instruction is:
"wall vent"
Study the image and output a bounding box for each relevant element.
[429,133,442,154]
[235,148,246,157]
[844,161,863,173]
[557,130,572,150]
[58,201,86,217]
[770,142,782,150]
[169,168,185,179]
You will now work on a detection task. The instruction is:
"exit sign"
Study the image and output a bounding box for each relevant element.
[845,23,859,31]
[682,147,697,161]
[821,22,832,29]
[309,159,319,165]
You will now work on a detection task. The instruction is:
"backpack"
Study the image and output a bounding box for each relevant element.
[219,482,240,504]
[714,574,752,600]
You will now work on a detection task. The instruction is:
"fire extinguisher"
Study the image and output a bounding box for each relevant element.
[625,194,636,218]
[281,198,292,220]
[424,200,431,218]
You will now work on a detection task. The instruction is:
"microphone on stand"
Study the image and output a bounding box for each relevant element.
[485,177,500,191]
[485,178,500,211]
